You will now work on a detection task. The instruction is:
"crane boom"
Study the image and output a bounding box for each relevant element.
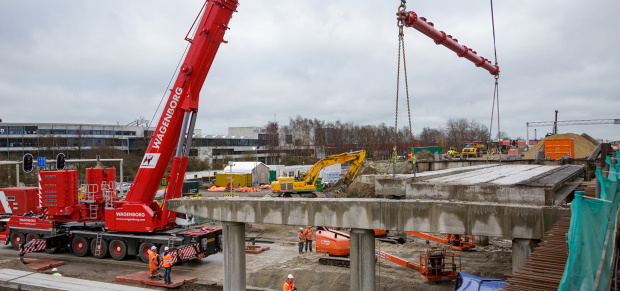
[127,0,238,205]
[106,0,239,232]
[397,10,500,76]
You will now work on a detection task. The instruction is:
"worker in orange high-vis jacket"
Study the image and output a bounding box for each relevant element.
[304,226,314,252]
[162,247,173,285]
[283,274,297,291]
[148,246,162,279]
[297,228,305,254]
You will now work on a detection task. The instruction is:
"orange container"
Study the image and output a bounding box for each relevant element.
[544,138,575,159]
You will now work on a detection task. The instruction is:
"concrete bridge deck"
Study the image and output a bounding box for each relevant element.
[168,197,565,239]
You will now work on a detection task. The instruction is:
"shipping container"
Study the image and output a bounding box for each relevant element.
[544,138,575,159]
[215,173,251,188]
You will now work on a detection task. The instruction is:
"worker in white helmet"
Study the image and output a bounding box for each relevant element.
[162,246,173,285]
[283,274,297,291]
[148,246,162,279]
[52,267,62,277]
[297,227,305,254]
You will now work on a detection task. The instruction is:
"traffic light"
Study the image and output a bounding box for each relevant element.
[23,153,33,173]
[56,153,66,170]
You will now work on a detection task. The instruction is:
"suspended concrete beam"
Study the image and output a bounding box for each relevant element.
[167,197,567,240]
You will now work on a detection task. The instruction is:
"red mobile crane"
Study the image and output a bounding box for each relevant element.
[0,0,239,263]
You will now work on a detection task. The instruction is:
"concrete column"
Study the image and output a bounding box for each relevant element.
[512,238,540,272]
[223,221,246,291]
[475,235,489,246]
[350,229,375,291]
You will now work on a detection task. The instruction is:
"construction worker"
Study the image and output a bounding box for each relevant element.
[283,274,297,291]
[304,226,314,252]
[297,227,305,254]
[52,268,62,277]
[148,246,161,279]
[162,247,173,285]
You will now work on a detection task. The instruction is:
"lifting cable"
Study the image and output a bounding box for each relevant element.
[488,0,501,145]
[394,0,415,176]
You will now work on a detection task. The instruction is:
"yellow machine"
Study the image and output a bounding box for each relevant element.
[271,150,366,196]
[461,143,485,157]
[446,146,460,157]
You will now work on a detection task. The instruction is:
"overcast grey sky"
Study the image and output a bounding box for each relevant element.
[0,0,618,141]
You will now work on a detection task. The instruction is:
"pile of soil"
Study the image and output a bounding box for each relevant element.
[331,181,375,198]
[415,149,435,161]
[359,165,378,175]
[0,257,35,272]
[524,133,598,159]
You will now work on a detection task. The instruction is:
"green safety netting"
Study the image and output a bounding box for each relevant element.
[559,151,620,291]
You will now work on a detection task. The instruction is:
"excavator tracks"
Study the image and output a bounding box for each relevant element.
[319,257,350,268]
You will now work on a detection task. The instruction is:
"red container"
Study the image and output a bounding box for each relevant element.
[0,187,39,215]
[544,138,575,159]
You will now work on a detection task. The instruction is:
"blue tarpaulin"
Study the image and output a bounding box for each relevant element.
[455,272,508,291]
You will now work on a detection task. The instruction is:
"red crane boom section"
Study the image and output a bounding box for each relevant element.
[397,10,499,76]
[126,0,238,205]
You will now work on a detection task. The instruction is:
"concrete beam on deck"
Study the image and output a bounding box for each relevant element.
[168,197,567,239]
[373,164,585,206]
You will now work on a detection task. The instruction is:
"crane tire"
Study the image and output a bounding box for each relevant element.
[138,243,156,263]
[72,236,90,257]
[109,240,127,260]
[91,238,108,259]
[10,233,25,250]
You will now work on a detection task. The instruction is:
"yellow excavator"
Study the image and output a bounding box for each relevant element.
[271,150,366,196]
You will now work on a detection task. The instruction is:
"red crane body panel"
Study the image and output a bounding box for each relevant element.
[0,187,39,216]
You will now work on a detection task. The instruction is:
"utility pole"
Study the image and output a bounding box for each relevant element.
[553,110,559,135]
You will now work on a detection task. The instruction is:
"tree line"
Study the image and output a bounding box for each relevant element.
[264,116,507,162]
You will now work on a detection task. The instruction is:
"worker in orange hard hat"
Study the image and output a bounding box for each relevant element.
[148,246,161,279]
[304,226,314,252]
[283,274,297,291]
[297,228,305,254]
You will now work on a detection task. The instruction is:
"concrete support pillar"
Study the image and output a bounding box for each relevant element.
[475,235,489,246]
[223,221,246,291]
[350,229,375,291]
[512,238,540,272]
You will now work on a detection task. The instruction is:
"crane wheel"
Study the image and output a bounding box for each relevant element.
[91,238,108,259]
[10,233,25,250]
[109,240,127,260]
[25,233,41,243]
[138,243,156,263]
[72,237,91,257]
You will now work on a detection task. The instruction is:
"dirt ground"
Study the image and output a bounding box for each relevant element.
[0,222,512,291]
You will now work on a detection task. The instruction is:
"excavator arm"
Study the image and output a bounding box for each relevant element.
[303,150,366,186]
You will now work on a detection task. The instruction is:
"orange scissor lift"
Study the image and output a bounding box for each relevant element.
[317,227,461,282]
[405,232,475,251]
